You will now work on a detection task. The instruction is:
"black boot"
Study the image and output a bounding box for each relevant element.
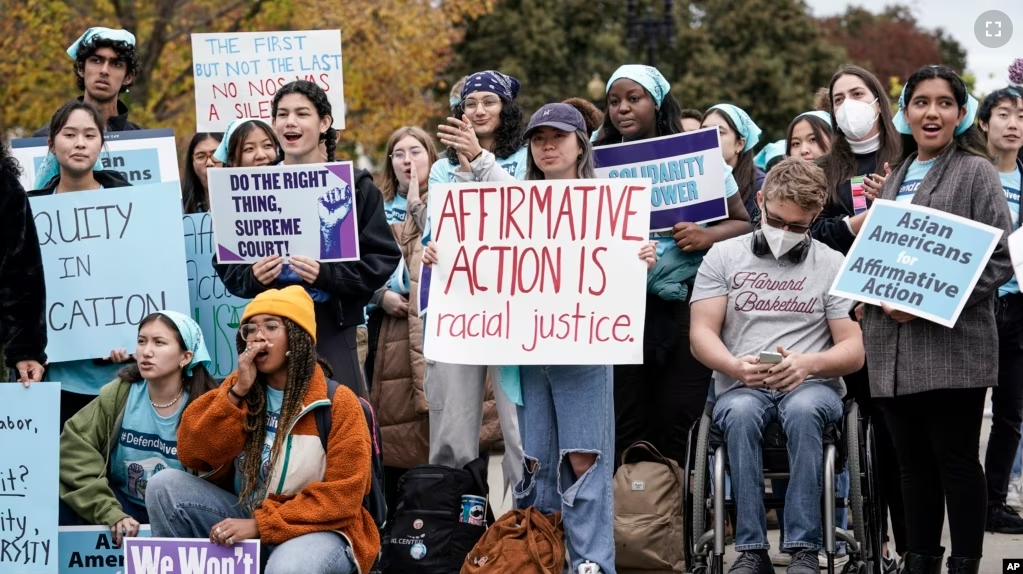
[945,557,981,574]
[901,551,944,574]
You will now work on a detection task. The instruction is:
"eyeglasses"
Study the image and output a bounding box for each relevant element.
[463,98,501,112]
[390,148,426,162]
[192,151,216,163]
[239,320,283,341]
[762,202,814,234]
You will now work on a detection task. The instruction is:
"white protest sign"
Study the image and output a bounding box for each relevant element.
[191,31,344,131]
[424,179,651,365]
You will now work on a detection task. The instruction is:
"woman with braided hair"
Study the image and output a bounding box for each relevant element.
[215,80,401,400]
[146,286,378,574]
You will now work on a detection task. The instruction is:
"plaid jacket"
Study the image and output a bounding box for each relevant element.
[862,146,1013,398]
[0,164,47,365]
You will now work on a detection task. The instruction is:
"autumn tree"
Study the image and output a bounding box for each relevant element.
[818,5,968,84]
[0,0,492,158]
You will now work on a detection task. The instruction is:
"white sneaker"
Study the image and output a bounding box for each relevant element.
[772,551,792,566]
[819,553,850,569]
[1008,479,1023,512]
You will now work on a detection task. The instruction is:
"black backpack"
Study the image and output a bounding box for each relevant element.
[314,378,387,532]
[380,458,491,573]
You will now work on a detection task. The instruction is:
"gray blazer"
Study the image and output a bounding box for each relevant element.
[862,145,1013,398]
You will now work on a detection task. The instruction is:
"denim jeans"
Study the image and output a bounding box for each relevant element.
[514,365,615,573]
[713,383,842,551]
[145,469,357,574]
[774,467,849,554]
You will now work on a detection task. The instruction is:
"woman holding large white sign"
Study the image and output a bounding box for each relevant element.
[426,103,656,574]
[858,65,1013,574]
[592,65,752,468]
[29,101,136,428]
[214,81,400,400]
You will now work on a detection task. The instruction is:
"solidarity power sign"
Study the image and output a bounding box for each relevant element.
[424,179,651,365]
[830,200,1003,327]
[30,184,191,362]
[208,163,360,264]
[191,30,344,131]
[0,382,59,574]
[593,128,727,231]
[10,130,180,191]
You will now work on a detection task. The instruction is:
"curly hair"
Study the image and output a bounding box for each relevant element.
[233,318,333,509]
[562,97,604,134]
[181,133,222,214]
[0,132,22,182]
[116,314,219,408]
[272,81,337,162]
[446,99,525,164]
[74,37,142,93]
[813,88,832,114]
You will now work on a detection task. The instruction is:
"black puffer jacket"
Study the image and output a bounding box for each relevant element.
[0,157,47,365]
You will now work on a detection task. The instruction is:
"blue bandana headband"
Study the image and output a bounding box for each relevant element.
[461,70,521,102]
[796,110,833,125]
[753,139,787,171]
[67,27,136,60]
[709,104,762,152]
[213,118,274,164]
[156,310,212,376]
[605,65,671,107]
[893,83,978,137]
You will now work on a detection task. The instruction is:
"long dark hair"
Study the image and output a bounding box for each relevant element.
[228,121,281,167]
[445,99,525,163]
[817,65,901,202]
[271,81,337,162]
[0,132,21,183]
[703,107,758,204]
[594,87,684,146]
[898,65,988,163]
[786,114,834,157]
[48,100,105,147]
[116,314,218,409]
[233,317,333,508]
[182,133,222,214]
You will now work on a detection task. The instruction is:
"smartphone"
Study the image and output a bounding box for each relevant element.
[759,351,783,364]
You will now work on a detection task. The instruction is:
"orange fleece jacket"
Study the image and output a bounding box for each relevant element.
[177,365,380,573]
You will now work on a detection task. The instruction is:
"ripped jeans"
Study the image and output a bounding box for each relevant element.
[514,365,615,574]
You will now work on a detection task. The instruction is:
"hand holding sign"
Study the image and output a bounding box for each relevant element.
[253,255,284,285]
[290,256,321,283]
[14,361,44,386]
[880,302,917,323]
[422,241,438,267]
[672,222,714,252]
[210,518,259,547]
[112,516,141,548]
[639,241,658,270]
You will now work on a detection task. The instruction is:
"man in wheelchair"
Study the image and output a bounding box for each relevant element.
[689,157,865,574]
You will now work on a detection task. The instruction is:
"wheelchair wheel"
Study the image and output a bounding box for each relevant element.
[863,419,885,574]
[846,402,866,557]
[691,413,712,557]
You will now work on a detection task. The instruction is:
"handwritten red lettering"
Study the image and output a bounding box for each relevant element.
[522,302,634,351]
[436,191,460,242]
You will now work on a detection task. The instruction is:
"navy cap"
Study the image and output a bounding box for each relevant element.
[526,103,587,136]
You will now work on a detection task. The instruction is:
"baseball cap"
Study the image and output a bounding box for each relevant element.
[525,103,587,136]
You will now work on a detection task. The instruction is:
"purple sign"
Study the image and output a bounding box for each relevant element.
[593,129,728,231]
[208,162,361,264]
[123,538,259,574]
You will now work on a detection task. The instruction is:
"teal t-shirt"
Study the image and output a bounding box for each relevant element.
[896,158,937,204]
[109,382,187,504]
[384,193,408,225]
[47,360,124,396]
[234,386,284,495]
[999,167,1022,297]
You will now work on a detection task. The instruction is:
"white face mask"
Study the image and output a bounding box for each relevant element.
[836,97,879,140]
[761,223,807,259]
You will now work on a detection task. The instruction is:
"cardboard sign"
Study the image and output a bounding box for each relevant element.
[423,179,651,364]
[123,538,259,574]
[191,31,344,131]
[58,526,151,574]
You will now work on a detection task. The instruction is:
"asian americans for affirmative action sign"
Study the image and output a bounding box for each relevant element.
[830,200,1003,328]
[191,30,344,131]
[30,184,191,362]
[208,162,360,264]
[593,127,727,232]
[10,130,180,191]
[423,179,651,365]
[58,525,151,574]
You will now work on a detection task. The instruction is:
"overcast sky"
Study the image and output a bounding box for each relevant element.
[804,0,1021,94]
